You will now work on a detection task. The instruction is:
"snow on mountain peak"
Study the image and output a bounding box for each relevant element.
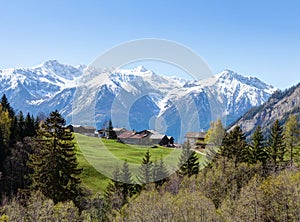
[0,61,277,142]
[43,59,61,67]
[216,69,277,92]
[133,65,147,73]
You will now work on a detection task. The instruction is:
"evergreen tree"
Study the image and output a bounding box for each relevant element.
[0,106,12,198]
[17,111,25,141]
[105,161,136,209]
[284,114,300,167]
[107,120,117,139]
[23,113,37,138]
[267,119,286,170]
[120,161,136,198]
[105,168,123,209]
[1,94,14,118]
[0,106,12,146]
[137,150,153,185]
[178,142,199,177]
[105,167,122,197]
[29,110,82,203]
[251,126,268,164]
[0,127,5,196]
[152,157,168,187]
[8,116,18,146]
[220,126,250,164]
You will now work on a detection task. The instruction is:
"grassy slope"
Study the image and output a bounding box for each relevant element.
[75,133,204,194]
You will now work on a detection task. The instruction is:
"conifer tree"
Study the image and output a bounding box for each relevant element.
[267,119,286,170]
[178,142,199,177]
[24,113,37,138]
[8,115,18,146]
[0,106,12,197]
[17,111,25,141]
[0,127,5,195]
[221,126,250,164]
[105,161,136,209]
[120,160,135,198]
[152,157,168,187]
[29,110,82,203]
[251,126,268,164]
[105,168,123,208]
[107,120,117,139]
[284,115,300,167]
[137,150,153,185]
[1,94,14,118]
[0,107,11,175]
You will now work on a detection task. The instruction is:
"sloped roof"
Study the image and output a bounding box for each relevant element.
[73,125,96,130]
[118,129,172,141]
[185,132,206,139]
[118,131,136,139]
[113,128,127,131]
[150,134,166,140]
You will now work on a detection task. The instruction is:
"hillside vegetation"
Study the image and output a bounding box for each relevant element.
[231,82,300,137]
[75,133,193,193]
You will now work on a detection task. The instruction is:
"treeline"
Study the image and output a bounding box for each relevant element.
[0,94,39,197]
[0,95,86,220]
[1,93,300,221]
[0,94,201,221]
[106,117,300,221]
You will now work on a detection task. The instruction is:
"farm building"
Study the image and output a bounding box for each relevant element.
[185,132,206,149]
[98,127,126,138]
[113,128,127,136]
[118,129,174,146]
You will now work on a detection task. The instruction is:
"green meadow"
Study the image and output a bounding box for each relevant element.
[75,133,204,194]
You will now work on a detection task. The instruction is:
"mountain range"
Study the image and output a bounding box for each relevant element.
[230,82,300,137]
[0,60,277,142]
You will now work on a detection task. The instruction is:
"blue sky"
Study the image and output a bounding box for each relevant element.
[0,0,299,89]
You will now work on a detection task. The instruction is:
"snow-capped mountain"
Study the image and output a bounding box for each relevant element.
[0,61,277,142]
[0,60,84,114]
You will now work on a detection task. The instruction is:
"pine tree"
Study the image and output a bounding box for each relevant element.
[251,126,268,164]
[267,119,286,170]
[284,115,300,167]
[0,127,5,196]
[105,167,122,197]
[120,160,135,198]
[24,113,37,138]
[8,115,18,146]
[105,161,136,209]
[105,168,123,208]
[153,158,168,187]
[137,150,153,185]
[221,126,250,164]
[0,106,12,197]
[1,94,14,118]
[17,111,25,141]
[29,110,82,203]
[0,107,11,174]
[178,142,199,177]
[107,120,117,139]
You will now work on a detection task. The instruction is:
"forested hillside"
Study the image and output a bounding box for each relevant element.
[0,95,300,221]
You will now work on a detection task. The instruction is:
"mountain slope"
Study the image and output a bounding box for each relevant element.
[230,82,300,137]
[0,61,276,142]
